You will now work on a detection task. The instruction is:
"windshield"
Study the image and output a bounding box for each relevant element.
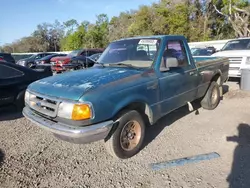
[40,54,56,60]
[28,54,37,59]
[222,39,250,51]
[89,53,102,61]
[98,38,161,68]
[67,50,81,57]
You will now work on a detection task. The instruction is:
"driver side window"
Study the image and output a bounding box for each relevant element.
[162,40,189,68]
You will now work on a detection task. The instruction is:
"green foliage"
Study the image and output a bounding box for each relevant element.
[61,14,109,50]
[2,0,249,52]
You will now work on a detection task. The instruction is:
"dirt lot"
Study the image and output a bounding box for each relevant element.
[1,80,250,188]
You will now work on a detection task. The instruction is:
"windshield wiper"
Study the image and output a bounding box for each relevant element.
[95,61,105,67]
[108,63,138,68]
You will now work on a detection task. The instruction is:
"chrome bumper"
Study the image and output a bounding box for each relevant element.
[23,107,114,144]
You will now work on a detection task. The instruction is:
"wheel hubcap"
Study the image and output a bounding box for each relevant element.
[211,87,218,105]
[120,120,141,151]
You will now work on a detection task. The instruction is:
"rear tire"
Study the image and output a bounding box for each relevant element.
[104,110,145,159]
[201,81,220,110]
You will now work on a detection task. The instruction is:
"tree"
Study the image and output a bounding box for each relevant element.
[108,12,134,41]
[31,20,64,52]
[63,19,79,35]
[213,0,250,37]
[61,14,109,50]
[60,23,87,50]
[3,0,248,53]
[128,5,154,36]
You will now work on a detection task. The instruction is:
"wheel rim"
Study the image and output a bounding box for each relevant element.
[211,87,218,105]
[120,120,141,151]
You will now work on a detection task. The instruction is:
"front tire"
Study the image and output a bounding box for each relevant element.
[104,110,145,159]
[201,81,220,110]
[15,90,25,111]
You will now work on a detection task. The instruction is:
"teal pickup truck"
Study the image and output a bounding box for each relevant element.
[23,35,229,159]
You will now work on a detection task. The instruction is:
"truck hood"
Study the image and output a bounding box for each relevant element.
[28,66,144,101]
[212,50,250,57]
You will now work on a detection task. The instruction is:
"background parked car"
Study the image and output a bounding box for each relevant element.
[51,49,104,73]
[69,53,102,69]
[0,53,15,63]
[34,53,67,65]
[17,52,55,68]
[0,62,52,110]
[212,37,250,77]
[12,54,33,62]
[191,47,215,56]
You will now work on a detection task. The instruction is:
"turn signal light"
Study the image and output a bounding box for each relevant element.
[71,104,92,120]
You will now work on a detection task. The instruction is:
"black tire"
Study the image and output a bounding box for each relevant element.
[201,81,220,110]
[15,90,25,111]
[26,63,33,68]
[104,110,145,159]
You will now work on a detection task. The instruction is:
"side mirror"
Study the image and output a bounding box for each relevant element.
[160,57,179,72]
[167,57,179,68]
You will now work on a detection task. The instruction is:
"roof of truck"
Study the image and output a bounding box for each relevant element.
[115,35,186,41]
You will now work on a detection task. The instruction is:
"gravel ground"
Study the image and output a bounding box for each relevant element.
[1,80,250,188]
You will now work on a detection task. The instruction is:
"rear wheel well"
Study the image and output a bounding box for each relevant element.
[114,102,153,126]
[211,73,221,86]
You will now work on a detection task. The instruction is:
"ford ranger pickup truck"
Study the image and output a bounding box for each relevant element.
[212,37,250,77]
[23,35,229,159]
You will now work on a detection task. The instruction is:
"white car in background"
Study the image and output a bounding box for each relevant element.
[212,37,250,77]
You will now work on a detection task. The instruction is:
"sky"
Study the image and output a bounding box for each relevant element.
[0,0,158,45]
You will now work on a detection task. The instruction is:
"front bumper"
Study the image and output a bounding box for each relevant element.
[23,107,114,144]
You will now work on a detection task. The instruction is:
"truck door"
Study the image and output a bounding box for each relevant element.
[158,40,199,116]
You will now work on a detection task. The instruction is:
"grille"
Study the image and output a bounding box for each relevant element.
[228,57,243,71]
[228,57,242,64]
[29,93,59,118]
[229,67,240,71]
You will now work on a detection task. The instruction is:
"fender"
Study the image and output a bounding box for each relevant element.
[111,94,154,124]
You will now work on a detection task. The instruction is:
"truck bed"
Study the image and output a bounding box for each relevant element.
[193,56,229,68]
[193,56,229,88]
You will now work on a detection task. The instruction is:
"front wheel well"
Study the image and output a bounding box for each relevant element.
[114,102,153,126]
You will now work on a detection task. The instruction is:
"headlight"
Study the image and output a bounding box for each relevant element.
[58,102,93,120]
[19,60,26,65]
[24,90,30,104]
[246,57,250,65]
